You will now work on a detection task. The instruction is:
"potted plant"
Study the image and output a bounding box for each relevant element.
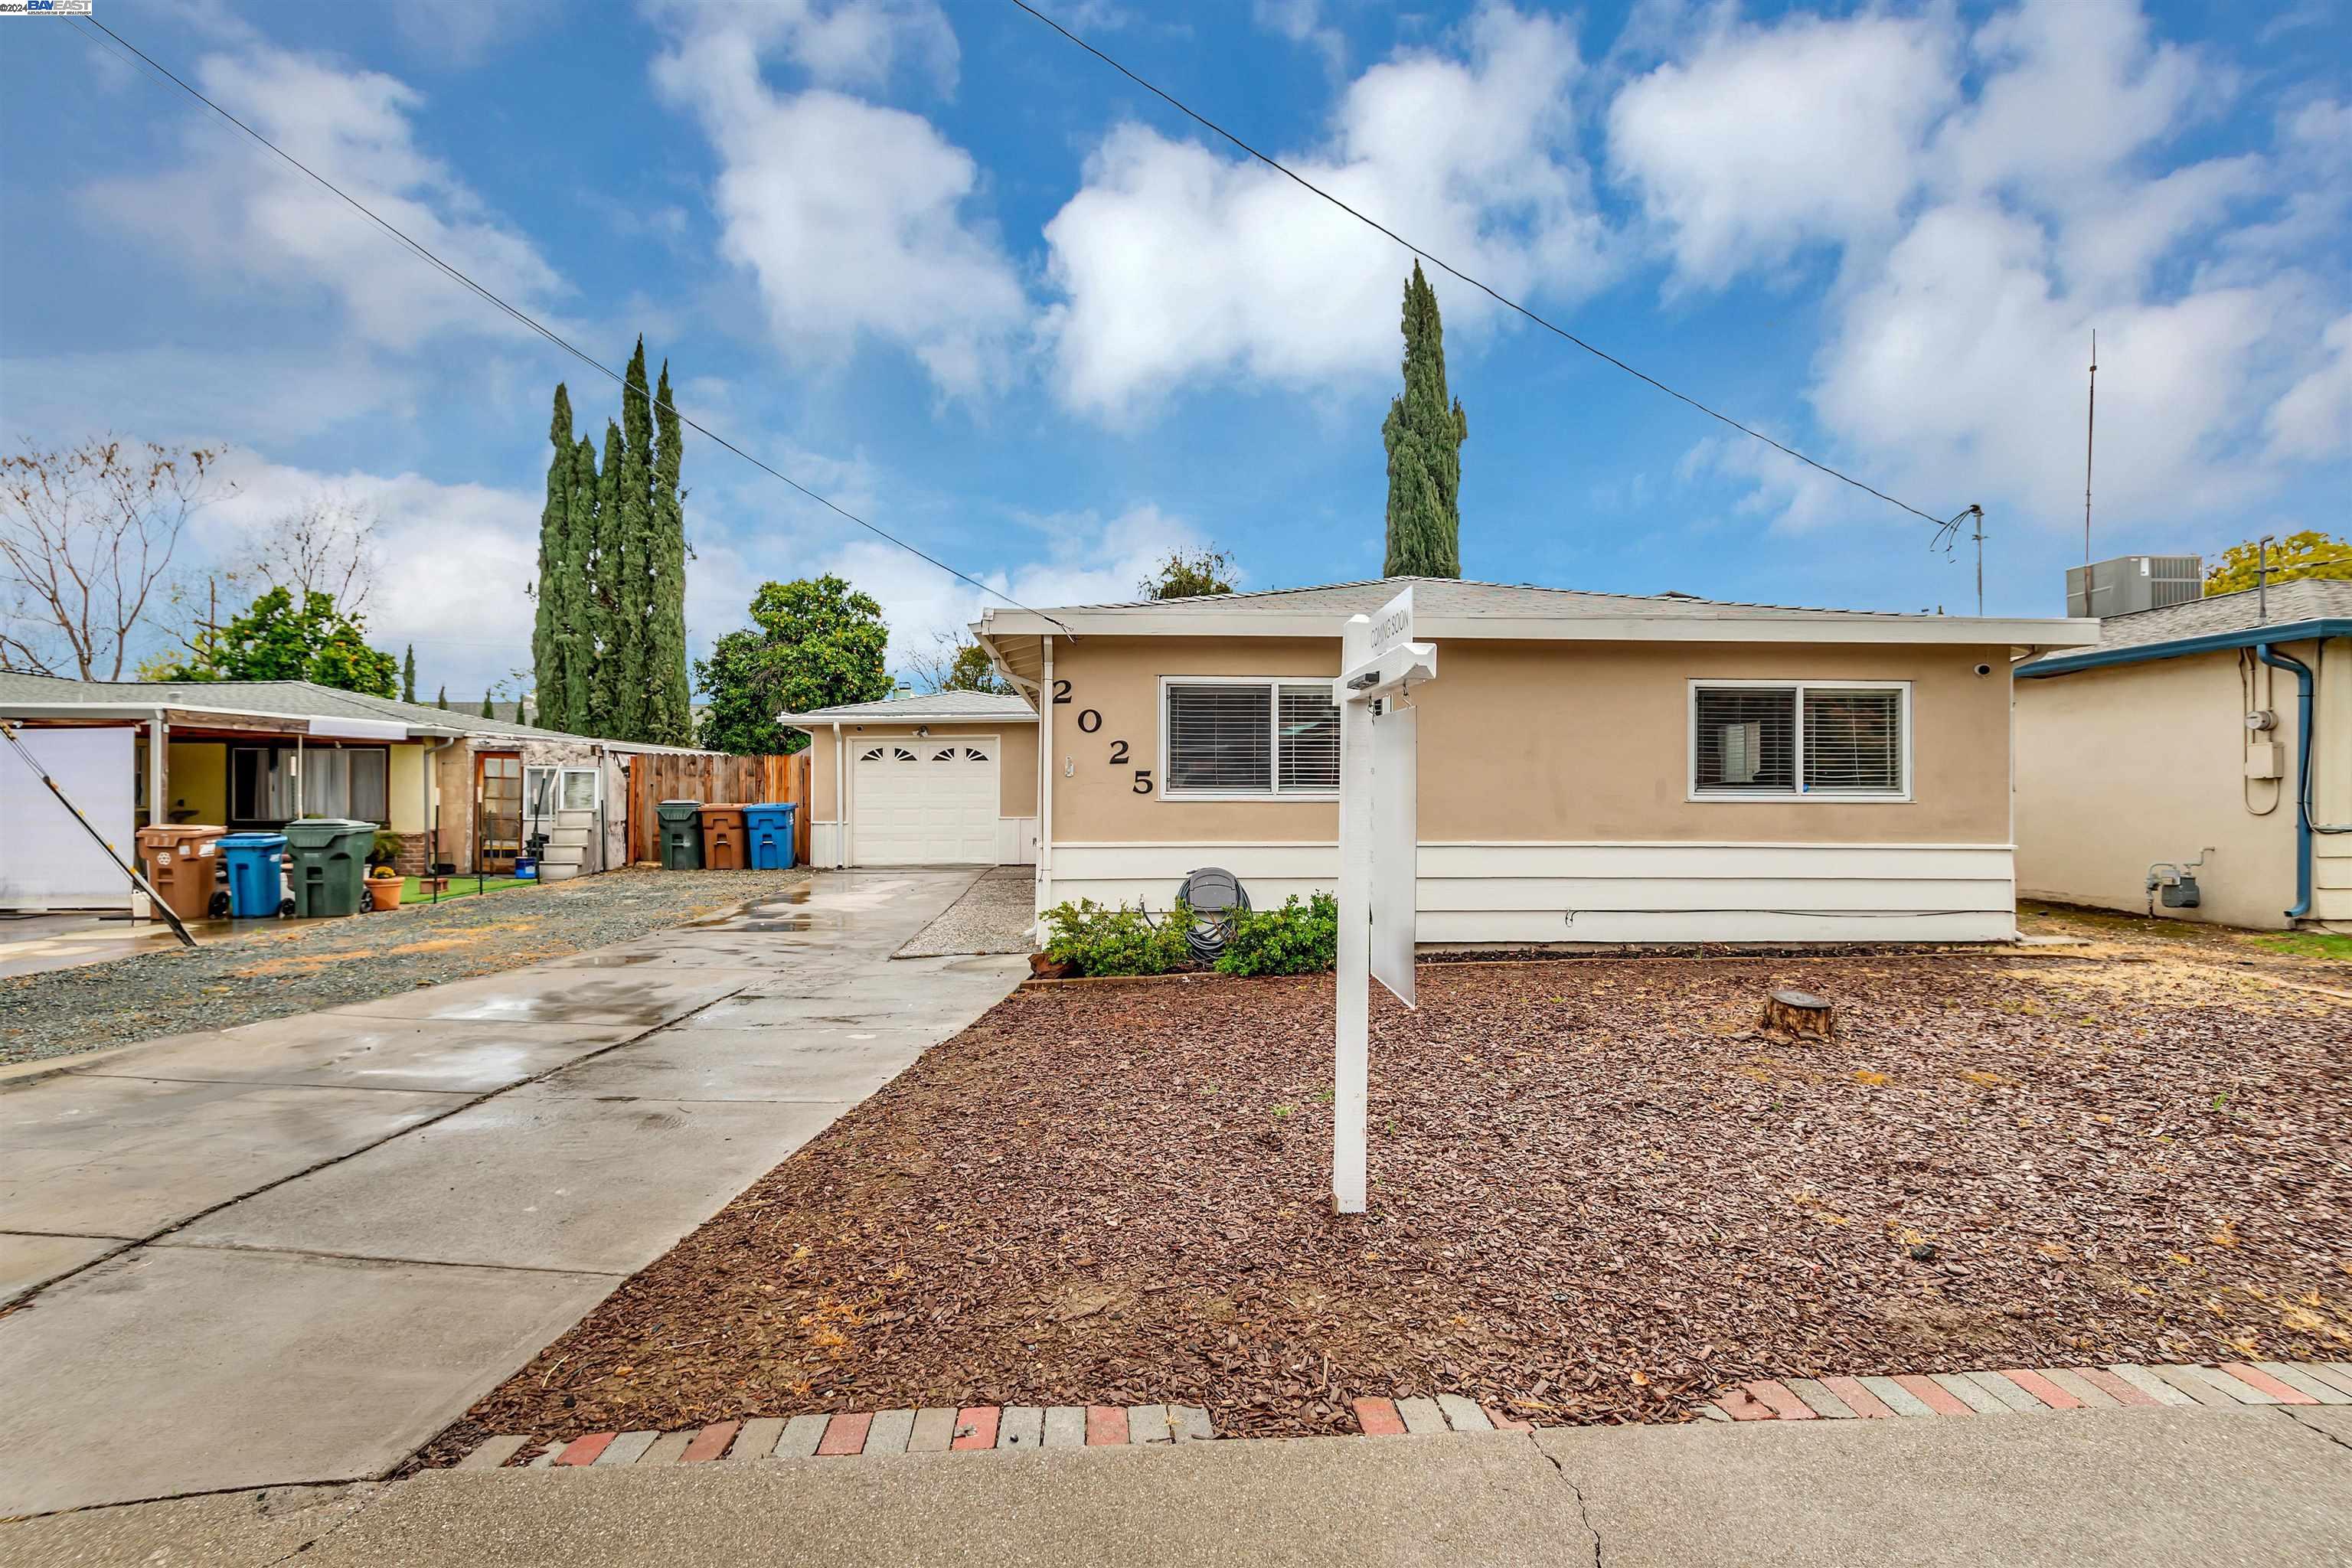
[366,864,404,911]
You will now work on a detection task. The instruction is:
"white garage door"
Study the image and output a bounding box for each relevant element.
[851,738,999,865]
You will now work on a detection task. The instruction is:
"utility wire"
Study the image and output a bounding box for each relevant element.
[1008,0,1958,531]
[73,16,1072,633]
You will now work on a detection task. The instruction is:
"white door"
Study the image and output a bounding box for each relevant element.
[1,726,135,910]
[851,737,998,865]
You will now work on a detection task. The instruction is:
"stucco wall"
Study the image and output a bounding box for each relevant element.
[803,720,1037,820]
[1044,635,2014,845]
[2015,646,2303,929]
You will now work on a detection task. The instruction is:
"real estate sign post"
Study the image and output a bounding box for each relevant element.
[1332,588,1436,1214]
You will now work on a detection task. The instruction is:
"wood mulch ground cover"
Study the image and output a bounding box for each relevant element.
[433,946,2350,1459]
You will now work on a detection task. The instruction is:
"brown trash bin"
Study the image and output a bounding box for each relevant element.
[136,824,229,923]
[697,804,748,871]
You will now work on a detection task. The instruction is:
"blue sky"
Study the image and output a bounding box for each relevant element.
[3,0,2346,696]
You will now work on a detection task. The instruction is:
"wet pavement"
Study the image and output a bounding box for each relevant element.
[0,869,1024,1518]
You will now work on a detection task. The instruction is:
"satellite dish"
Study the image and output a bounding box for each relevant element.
[1174,866,1250,963]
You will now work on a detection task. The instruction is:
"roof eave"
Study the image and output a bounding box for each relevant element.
[978,607,2096,646]
[2016,618,2352,678]
[773,709,1039,724]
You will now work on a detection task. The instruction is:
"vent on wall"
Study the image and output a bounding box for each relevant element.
[2066,555,2203,618]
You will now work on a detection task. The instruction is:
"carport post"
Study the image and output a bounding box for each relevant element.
[148,708,168,828]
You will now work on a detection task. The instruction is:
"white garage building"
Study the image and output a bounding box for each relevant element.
[777,693,1040,869]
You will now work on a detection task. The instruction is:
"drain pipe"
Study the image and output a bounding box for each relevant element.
[2252,642,2348,923]
[833,719,846,870]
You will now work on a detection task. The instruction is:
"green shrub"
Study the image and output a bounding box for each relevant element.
[1214,892,1339,975]
[1040,898,1194,976]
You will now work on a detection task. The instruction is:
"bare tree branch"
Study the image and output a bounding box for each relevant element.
[0,436,230,681]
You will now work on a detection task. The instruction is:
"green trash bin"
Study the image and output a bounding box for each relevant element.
[283,818,374,917]
[656,799,705,870]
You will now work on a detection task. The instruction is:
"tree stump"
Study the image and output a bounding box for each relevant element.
[1762,988,1834,1039]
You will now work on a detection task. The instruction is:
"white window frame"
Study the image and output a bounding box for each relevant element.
[1686,678,1913,803]
[1157,675,1341,802]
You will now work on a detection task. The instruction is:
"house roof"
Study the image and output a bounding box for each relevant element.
[973,577,2095,689]
[775,691,1037,724]
[0,672,703,750]
[2017,577,2352,678]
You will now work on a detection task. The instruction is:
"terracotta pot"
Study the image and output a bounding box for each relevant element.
[366,875,403,911]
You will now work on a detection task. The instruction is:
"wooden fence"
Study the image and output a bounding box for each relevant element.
[624,750,812,866]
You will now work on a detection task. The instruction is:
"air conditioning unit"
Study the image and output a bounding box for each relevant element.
[2066,554,2203,618]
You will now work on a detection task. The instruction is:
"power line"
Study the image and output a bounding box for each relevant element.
[71,16,1073,635]
[1006,0,1958,532]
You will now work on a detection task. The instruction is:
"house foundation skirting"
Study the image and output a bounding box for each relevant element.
[1043,841,2019,945]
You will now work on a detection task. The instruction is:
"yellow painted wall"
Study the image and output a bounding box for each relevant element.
[387,743,431,835]
[165,742,228,824]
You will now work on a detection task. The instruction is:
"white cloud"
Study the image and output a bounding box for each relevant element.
[2266,313,2352,462]
[825,505,1210,668]
[186,452,544,693]
[1609,0,2341,534]
[647,0,1025,397]
[1606,11,1957,289]
[1042,5,1610,418]
[80,45,563,351]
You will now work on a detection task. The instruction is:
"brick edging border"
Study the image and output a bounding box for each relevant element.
[453,1360,2352,1472]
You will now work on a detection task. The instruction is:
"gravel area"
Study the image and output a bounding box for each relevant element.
[0,866,809,1065]
[893,867,1034,959]
[434,943,2350,1456]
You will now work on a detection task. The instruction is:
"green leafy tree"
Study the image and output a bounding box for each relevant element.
[401,643,416,702]
[156,586,397,697]
[1138,547,1236,599]
[694,576,893,755]
[532,384,577,732]
[1381,260,1467,579]
[2203,530,2352,595]
[645,359,693,744]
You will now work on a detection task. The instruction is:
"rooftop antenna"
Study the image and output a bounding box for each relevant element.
[2083,329,2097,567]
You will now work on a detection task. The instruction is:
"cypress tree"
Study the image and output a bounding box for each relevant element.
[1380,261,1468,579]
[605,339,655,742]
[589,419,628,733]
[436,685,448,710]
[401,644,416,703]
[565,433,599,730]
[645,359,692,746]
[482,691,497,720]
[532,384,575,732]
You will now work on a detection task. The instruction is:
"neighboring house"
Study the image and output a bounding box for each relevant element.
[2014,577,2352,931]
[788,577,2094,944]
[0,674,699,910]
[773,691,1038,869]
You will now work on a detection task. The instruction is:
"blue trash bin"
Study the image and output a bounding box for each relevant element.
[743,802,799,871]
[218,832,289,919]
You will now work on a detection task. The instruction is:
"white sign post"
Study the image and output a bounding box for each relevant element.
[1331,587,1436,1214]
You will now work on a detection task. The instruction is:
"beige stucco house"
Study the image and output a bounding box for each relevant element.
[2014,578,2351,931]
[788,577,2096,944]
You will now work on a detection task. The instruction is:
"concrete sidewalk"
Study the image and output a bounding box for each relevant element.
[0,871,1025,1517]
[7,1406,2345,1566]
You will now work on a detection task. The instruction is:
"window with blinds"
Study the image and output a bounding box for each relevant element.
[1692,683,1906,798]
[1165,681,1341,797]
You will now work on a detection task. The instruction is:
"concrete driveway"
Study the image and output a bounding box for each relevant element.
[0,870,1025,1518]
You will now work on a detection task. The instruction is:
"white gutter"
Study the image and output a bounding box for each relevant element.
[0,701,466,737]
[833,719,847,870]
